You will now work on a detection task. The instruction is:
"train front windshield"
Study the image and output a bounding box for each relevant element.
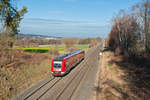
[53,61,62,68]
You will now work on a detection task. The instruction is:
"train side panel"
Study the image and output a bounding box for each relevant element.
[64,51,84,71]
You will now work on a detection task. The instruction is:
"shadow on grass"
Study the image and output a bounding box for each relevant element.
[102,47,114,52]
[94,79,136,100]
[111,55,150,100]
[96,47,150,99]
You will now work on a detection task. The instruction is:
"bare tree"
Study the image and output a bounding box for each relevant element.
[108,10,139,56]
[132,0,150,53]
[62,38,76,52]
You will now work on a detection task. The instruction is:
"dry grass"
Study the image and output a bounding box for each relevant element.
[97,50,138,100]
[0,52,51,100]
[97,45,150,100]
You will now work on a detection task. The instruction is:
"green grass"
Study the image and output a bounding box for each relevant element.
[38,44,65,48]
[75,44,89,50]
[15,44,89,53]
[22,48,65,53]
[22,48,50,53]
[39,44,89,50]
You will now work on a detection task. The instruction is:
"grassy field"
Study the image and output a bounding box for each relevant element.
[75,44,89,50]
[22,48,64,53]
[22,44,89,53]
[38,44,65,48]
[38,44,89,49]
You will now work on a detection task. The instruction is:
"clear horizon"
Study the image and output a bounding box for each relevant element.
[17,0,141,38]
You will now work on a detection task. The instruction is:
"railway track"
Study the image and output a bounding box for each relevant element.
[13,43,102,100]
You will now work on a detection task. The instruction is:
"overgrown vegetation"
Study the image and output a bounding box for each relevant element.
[0,54,50,100]
[107,0,150,57]
[102,0,150,99]
[0,0,27,67]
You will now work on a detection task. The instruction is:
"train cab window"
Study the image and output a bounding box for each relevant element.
[53,61,62,68]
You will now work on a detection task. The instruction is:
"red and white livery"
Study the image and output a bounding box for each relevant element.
[51,49,85,76]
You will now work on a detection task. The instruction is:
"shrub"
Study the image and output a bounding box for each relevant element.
[0,35,15,67]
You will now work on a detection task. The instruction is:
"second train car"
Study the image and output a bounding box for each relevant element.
[51,49,85,76]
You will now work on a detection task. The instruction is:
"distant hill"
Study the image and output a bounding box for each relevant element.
[17,33,62,39]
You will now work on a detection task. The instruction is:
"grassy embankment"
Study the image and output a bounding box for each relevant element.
[0,53,50,100]
[97,50,128,100]
[97,47,150,100]
[0,44,89,100]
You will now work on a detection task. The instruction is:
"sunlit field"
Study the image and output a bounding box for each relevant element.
[22,44,89,53]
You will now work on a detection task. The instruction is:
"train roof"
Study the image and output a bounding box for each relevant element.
[53,49,84,61]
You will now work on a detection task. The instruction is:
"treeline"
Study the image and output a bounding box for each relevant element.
[15,37,62,47]
[107,0,150,57]
[15,37,102,48]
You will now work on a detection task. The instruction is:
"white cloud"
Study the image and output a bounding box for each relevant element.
[20,18,110,38]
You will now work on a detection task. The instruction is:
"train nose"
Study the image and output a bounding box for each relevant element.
[54,68,61,71]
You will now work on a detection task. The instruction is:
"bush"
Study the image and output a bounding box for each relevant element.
[0,35,15,67]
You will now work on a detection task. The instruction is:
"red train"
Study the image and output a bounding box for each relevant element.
[51,49,85,76]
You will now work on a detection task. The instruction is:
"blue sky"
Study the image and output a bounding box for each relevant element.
[17,0,141,38]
